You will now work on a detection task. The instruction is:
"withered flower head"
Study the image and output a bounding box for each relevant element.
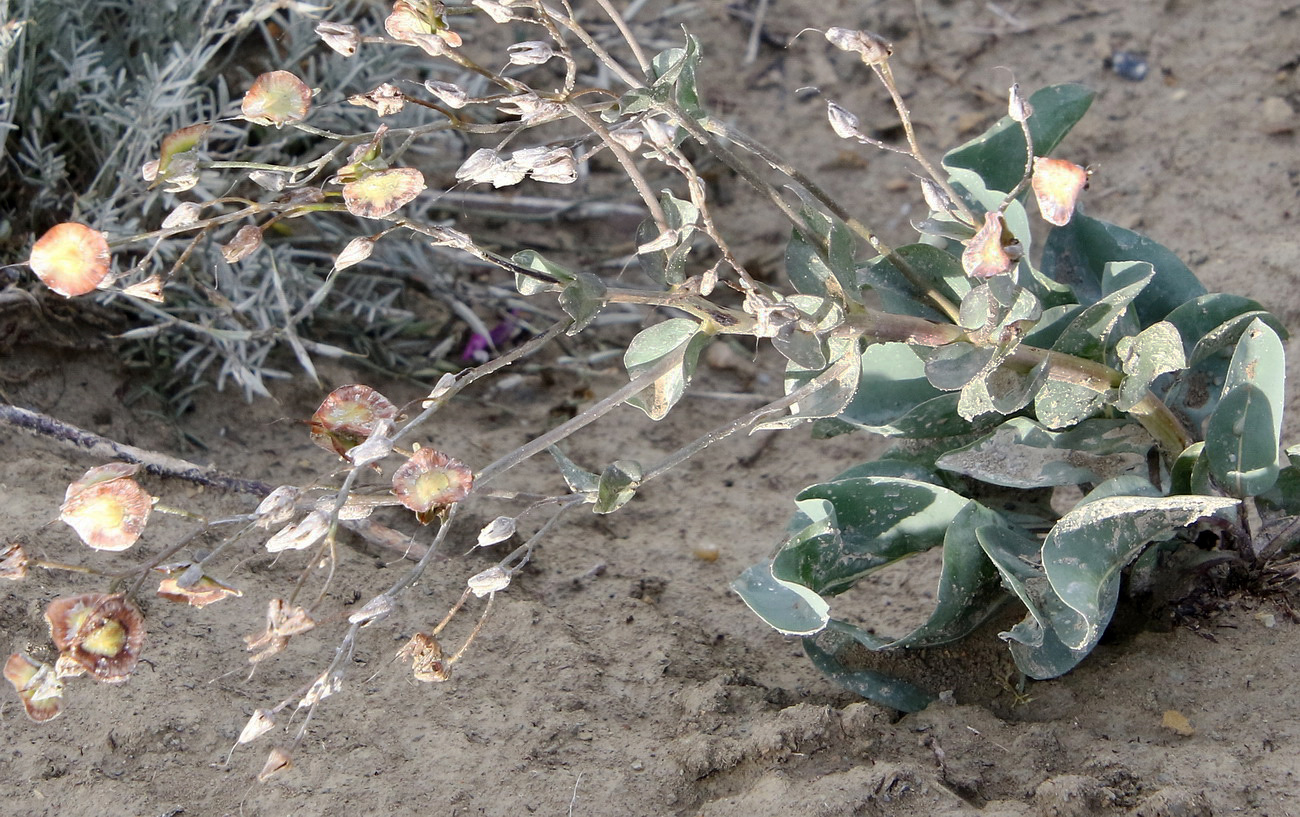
[60,463,153,552]
[245,599,315,664]
[309,385,399,459]
[5,653,64,722]
[390,448,473,523]
[0,542,29,580]
[396,632,450,682]
[45,593,146,684]
[961,210,1016,279]
[155,563,243,608]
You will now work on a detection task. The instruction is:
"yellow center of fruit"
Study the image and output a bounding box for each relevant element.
[80,619,127,657]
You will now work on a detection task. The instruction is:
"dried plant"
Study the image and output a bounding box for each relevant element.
[5,0,1296,782]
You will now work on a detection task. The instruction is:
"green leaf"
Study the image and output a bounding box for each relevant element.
[1040,213,1206,325]
[1205,318,1286,497]
[1051,260,1153,361]
[976,524,1089,679]
[594,459,642,514]
[548,446,599,494]
[1164,293,1275,360]
[803,620,936,713]
[732,560,830,636]
[936,417,1152,488]
[890,501,1007,648]
[512,249,575,295]
[1033,380,1109,429]
[835,343,980,438]
[757,337,862,431]
[635,191,699,287]
[1115,320,1185,411]
[943,83,1095,196]
[1021,303,1085,349]
[786,200,858,301]
[1169,442,1208,495]
[924,342,997,391]
[770,295,844,369]
[1042,495,1238,652]
[559,272,607,334]
[772,477,971,596]
[624,318,710,420]
[861,243,970,321]
[609,34,703,121]
[650,32,703,115]
[830,458,947,486]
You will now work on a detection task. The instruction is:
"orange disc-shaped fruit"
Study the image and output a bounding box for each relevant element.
[391,448,473,518]
[241,70,312,128]
[28,223,111,297]
[309,384,398,458]
[343,168,426,219]
[60,463,152,551]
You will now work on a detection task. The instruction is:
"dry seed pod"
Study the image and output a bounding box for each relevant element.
[1031,157,1089,227]
[826,101,864,141]
[238,709,277,744]
[308,384,398,459]
[28,222,111,298]
[391,448,473,522]
[254,485,302,528]
[45,593,146,684]
[241,71,312,128]
[396,632,450,682]
[342,168,426,219]
[258,747,293,782]
[4,653,64,722]
[333,236,375,271]
[121,275,166,303]
[342,418,395,467]
[248,170,287,191]
[476,516,516,547]
[0,543,29,580]
[161,202,202,229]
[156,566,243,608]
[424,79,468,108]
[60,463,153,551]
[961,211,1015,279]
[245,599,315,663]
[298,671,341,708]
[507,41,555,65]
[467,565,510,598]
[316,21,360,56]
[264,509,330,553]
[348,83,405,116]
[527,149,578,185]
[347,594,394,625]
[824,27,892,65]
[221,225,264,263]
[1008,83,1033,123]
[472,0,514,23]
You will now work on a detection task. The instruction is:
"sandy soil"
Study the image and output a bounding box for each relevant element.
[3,1,1300,815]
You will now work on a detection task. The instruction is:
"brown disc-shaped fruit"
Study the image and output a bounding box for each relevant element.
[391,448,473,522]
[45,593,146,684]
[309,384,398,458]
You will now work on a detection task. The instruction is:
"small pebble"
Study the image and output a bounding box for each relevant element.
[1260,96,1295,135]
[1109,50,1149,81]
